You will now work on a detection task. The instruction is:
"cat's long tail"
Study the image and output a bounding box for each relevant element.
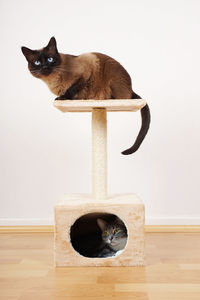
[121,92,151,155]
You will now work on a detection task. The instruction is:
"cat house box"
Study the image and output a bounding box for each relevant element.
[54,99,146,267]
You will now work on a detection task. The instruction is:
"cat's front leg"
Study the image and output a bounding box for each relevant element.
[55,77,87,101]
[55,84,77,100]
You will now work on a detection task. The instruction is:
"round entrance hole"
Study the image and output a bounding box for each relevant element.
[70,213,128,258]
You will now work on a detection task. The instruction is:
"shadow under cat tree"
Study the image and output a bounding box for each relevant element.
[70,212,128,258]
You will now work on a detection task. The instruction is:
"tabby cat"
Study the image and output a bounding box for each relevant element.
[21,37,150,155]
[92,217,127,258]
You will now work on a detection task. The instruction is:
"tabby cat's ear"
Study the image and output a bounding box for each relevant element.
[46,37,58,53]
[21,47,36,61]
[115,217,124,227]
[97,218,107,231]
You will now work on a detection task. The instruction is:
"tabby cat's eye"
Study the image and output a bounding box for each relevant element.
[34,60,40,66]
[114,229,120,234]
[47,57,53,62]
[104,231,109,236]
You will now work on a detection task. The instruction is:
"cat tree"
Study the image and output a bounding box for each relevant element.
[54,99,146,267]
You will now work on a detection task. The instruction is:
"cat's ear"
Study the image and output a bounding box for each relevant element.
[21,47,36,61]
[97,218,107,231]
[115,217,124,226]
[46,37,58,53]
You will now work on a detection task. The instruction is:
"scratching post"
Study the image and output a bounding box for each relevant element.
[54,99,146,267]
[92,108,107,199]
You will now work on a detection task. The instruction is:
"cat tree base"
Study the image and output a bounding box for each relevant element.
[54,194,145,267]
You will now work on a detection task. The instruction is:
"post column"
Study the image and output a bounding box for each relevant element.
[92,108,107,199]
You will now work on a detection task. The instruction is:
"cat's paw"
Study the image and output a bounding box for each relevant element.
[55,95,74,100]
[55,95,67,100]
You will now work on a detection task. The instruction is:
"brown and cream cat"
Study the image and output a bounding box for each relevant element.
[21,37,150,155]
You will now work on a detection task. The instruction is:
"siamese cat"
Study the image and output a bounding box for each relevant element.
[21,37,150,155]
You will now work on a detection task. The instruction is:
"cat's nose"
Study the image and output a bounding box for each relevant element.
[42,65,48,69]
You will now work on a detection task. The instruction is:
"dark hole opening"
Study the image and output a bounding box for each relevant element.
[70,212,128,258]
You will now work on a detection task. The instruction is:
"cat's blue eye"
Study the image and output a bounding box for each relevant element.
[34,60,40,66]
[47,57,53,63]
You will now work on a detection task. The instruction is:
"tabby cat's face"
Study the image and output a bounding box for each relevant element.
[97,218,127,247]
[21,37,61,78]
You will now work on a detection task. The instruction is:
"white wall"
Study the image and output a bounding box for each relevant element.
[0,0,200,225]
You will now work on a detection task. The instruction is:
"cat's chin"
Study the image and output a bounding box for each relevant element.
[111,242,117,246]
[41,70,52,76]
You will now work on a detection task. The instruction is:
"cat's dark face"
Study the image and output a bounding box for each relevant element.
[21,37,61,78]
[97,218,127,247]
